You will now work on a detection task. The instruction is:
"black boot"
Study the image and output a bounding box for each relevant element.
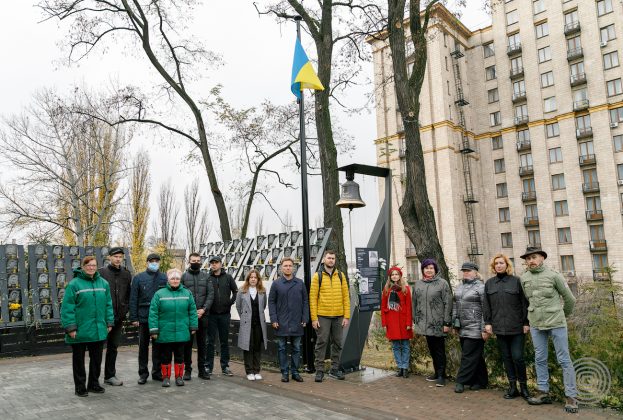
[504,381,520,399]
[519,382,531,400]
[403,369,409,378]
[395,368,403,377]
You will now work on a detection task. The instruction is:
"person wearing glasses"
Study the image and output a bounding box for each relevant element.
[61,256,114,397]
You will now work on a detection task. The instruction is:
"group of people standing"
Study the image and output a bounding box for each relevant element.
[381,246,578,413]
[60,248,351,395]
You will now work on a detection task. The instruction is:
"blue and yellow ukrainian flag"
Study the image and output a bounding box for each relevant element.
[291,38,324,98]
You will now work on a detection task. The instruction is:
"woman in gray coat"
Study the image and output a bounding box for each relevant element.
[235,269,268,381]
[452,262,489,393]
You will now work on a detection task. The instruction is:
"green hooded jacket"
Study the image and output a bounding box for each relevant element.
[61,268,114,344]
[148,283,198,343]
[520,264,575,330]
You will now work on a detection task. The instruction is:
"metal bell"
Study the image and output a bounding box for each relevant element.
[336,171,366,210]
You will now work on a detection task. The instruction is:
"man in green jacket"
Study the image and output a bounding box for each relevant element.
[61,256,114,397]
[519,247,578,413]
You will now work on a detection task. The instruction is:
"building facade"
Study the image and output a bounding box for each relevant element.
[369,0,623,284]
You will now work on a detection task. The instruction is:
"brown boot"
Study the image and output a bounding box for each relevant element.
[564,397,578,413]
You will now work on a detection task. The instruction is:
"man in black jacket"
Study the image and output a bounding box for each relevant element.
[205,255,237,376]
[182,252,214,380]
[129,253,168,384]
[98,247,132,387]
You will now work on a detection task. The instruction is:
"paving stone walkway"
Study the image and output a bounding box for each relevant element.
[0,347,620,419]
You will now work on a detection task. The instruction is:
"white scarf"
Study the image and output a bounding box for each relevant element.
[249,286,257,300]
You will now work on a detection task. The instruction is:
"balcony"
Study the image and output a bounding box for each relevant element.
[586,209,604,221]
[574,99,589,111]
[570,73,587,87]
[455,95,469,106]
[514,115,529,126]
[589,240,607,252]
[576,127,593,139]
[564,21,581,35]
[509,66,524,79]
[593,269,610,281]
[405,247,418,258]
[512,90,527,103]
[507,42,522,56]
[567,47,584,61]
[463,193,478,203]
[522,191,537,201]
[582,182,600,193]
[524,216,540,226]
[516,139,531,151]
[459,138,475,154]
[579,154,596,166]
[519,165,534,176]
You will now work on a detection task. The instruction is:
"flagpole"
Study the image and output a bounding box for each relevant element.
[295,15,314,372]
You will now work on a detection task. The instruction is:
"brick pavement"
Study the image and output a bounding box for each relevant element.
[0,347,619,419]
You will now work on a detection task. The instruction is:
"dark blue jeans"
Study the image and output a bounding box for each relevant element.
[206,312,231,372]
[277,336,302,376]
[497,333,527,383]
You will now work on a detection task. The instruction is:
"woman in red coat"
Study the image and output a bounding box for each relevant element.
[381,266,413,378]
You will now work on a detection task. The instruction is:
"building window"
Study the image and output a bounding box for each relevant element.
[486,65,497,80]
[447,80,451,95]
[445,56,449,71]
[583,168,599,186]
[579,140,594,158]
[564,10,578,26]
[552,173,566,190]
[561,255,575,273]
[546,122,560,138]
[523,177,535,193]
[614,135,623,152]
[510,56,523,74]
[570,61,585,78]
[517,129,530,143]
[490,111,501,126]
[525,203,538,219]
[558,227,572,244]
[607,79,623,96]
[544,97,557,112]
[549,147,563,163]
[506,9,519,26]
[492,135,503,150]
[483,42,495,58]
[587,197,601,214]
[538,46,551,63]
[528,230,541,247]
[617,164,623,180]
[555,200,569,216]
[601,24,616,44]
[508,33,521,48]
[576,114,591,131]
[533,0,545,14]
[535,21,549,38]
[513,79,526,95]
[541,71,554,87]
[610,107,623,124]
[597,0,613,16]
[494,158,506,173]
[573,87,588,103]
[488,88,499,103]
[590,224,605,241]
[593,254,608,271]
[499,207,511,222]
[520,153,533,168]
[603,51,619,70]
[497,182,508,198]
[515,104,528,119]
[567,35,581,52]
[501,232,513,248]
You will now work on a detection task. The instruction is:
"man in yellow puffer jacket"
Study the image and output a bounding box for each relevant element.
[310,250,350,382]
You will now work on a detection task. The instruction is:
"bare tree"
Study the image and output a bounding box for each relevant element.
[184,178,210,253]
[281,210,293,233]
[128,151,150,271]
[39,0,233,240]
[153,180,179,248]
[255,214,265,237]
[0,89,129,246]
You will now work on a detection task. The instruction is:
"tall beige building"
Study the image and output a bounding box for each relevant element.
[369,0,623,284]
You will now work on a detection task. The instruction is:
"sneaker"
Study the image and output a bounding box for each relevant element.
[281,374,290,383]
[222,367,234,377]
[198,370,211,380]
[175,377,184,386]
[183,371,192,381]
[75,389,88,397]
[104,376,123,386]
[162,377,170,387]
[247,374,256,381]
[527,391,552,405]
[254,374,263,380]
[454,383,464,393]
[565,397,579,413]
[292,374,304,383]
[315,371,324,383]
[425,374,437,382]
[329,369,345,380]
[137,376,148,385]
[436,377,446,387]
[87,385,105,394]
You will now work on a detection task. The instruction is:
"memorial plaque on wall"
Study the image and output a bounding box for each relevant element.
[355,248,382,312]
[0,244,29,327]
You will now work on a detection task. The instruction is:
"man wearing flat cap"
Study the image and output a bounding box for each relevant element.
[519,246,578,413]
[129,253,168,384]
[98,247,132,386]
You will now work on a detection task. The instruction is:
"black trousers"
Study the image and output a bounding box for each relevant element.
[161,342,185,365]
[243,323,263,374]
[184,320,208,373]
[71,340,104,392]
[104,319,123,380]
[138,322,161,379]
[206,313,231,371]
[497,333,527,382]
[425,335,447,378]
[456,337,489,387]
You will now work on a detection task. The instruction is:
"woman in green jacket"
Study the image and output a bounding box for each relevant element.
[61,256,114,397]
[149,268,198,387]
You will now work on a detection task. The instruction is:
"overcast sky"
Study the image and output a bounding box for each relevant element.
[0,1,490,256]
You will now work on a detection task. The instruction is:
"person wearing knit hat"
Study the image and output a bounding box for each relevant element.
[412,258,453,387]
[381,266,413,378]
